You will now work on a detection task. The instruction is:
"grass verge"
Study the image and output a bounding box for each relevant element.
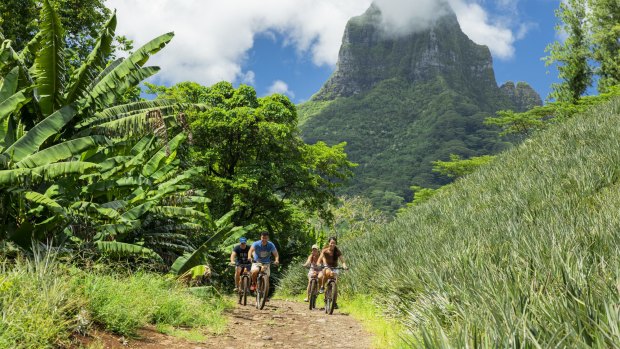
[0,253,231,349]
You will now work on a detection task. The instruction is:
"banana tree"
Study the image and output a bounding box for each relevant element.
[0,0,214,262]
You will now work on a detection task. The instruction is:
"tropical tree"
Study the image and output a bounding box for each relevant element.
[544,0,592,103]
[0,0,223,264]
[146,81,356,259]
[588,0,620,93]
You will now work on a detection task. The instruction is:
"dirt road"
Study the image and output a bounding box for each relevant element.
[79,298,373,348]
[203,298,372,348]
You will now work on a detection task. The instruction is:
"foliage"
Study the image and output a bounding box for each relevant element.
[545,0,619,97]
[432,154,496,179]
[0,1,222,265]
[342,97,620,346]
[0,252,230,347]
[299,76,513,213]
[588,0,620,92]
[544,0,592,103]
[79,271,230,336]
[485,85,620,136]
[147,81,356,261]
[0,0,132,64]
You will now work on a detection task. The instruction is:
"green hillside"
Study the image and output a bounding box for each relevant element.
[300,76,513,212]
[299,5,541,212]
[342,97,620,346]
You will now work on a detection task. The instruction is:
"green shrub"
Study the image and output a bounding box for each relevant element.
[0,255,83,349]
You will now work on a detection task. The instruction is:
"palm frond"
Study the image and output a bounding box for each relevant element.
[35,0,66,116]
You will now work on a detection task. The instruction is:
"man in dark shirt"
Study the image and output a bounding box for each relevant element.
[229,237,251,291]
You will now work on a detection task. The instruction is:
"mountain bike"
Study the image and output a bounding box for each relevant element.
[254,262,276,310]
[233,263,252,305]
[323,267,346,315]
[305,265,324,310]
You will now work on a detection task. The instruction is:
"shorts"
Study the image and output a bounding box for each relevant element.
[307,268,321,278]
[251,262,271,277]
[324,267,341,276]
[236,264,251,274]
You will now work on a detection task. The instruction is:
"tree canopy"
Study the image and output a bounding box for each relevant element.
[147,81,356,255]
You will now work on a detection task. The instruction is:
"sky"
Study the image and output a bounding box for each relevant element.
[105,0,563,103]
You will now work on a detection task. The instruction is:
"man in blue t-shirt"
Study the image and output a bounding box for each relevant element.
[229,237,251,291]
[248,231,279,294]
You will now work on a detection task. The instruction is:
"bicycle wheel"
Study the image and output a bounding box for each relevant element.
[255,276,263,309]
[258,274,268,310]
[324,282,332,314]
[241,276,248,306]
[328,281,338,315]
[309,279,317,310]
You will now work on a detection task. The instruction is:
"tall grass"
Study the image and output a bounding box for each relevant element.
[343,97,620,347]
[0,252,230,348]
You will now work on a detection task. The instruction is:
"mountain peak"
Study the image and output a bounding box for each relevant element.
[312,2,495,101]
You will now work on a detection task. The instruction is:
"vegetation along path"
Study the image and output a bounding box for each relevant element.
[82,299,372,348]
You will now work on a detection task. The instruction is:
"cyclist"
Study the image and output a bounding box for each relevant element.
[302,244,321,302]
[318,236,347,306]
[248,231,279,299]
[229,237,251,291]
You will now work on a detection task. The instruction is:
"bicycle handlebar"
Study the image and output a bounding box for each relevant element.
[304,264,348,270]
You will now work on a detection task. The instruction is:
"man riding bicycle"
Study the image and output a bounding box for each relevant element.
[248,231,279,299]
[302,244,321,302]
[229,237,251,291]
[318,236,347,296]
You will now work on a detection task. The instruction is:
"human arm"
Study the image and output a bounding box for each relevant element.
[229,250,237,265]
[272,249,280,265]
[338,255,347,269]
[302,254,312,267]
[248,245,256,262]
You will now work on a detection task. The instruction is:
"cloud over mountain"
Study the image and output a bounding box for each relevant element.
[106,0,526,86]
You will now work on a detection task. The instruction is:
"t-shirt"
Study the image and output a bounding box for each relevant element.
[252,241,277,263]
[321,247,342,268]
[233,244,251,264]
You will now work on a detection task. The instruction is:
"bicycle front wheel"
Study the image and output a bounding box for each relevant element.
[309,279,317,310]
[241,276,248,306]
[328,281,338,315]
[257,275,268,310]
[324,282,332,314]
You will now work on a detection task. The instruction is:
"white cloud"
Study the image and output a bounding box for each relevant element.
[268,80,295,98]
[105,0,528,86]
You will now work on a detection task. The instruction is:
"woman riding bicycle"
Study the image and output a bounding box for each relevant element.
[303,244,321,302]
[318,236,347,294]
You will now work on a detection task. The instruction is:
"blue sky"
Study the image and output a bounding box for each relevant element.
[108,0,564,104]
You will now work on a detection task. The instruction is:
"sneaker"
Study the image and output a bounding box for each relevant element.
[304,297,308,302]
[233,287,238,292]
[265,298,270,302]
[319,287,324,294]
[334,302,339,309]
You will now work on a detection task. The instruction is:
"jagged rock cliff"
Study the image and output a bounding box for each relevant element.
[499,81,543,112]
[299,2,542,212]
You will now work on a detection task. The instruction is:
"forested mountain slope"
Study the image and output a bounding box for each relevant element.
[299,3,541,211]
[343,97,620,346]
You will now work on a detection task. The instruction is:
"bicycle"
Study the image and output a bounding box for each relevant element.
[323,266,346,315]
[254,262,276,310]
[232,263,252,305]
[305,265,324,310]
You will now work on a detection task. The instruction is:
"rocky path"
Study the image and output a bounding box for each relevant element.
[203,298,372,348]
